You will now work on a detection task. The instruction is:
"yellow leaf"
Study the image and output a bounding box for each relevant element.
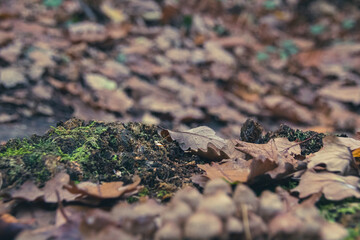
[101,3,126,23]
[353,148,360,158]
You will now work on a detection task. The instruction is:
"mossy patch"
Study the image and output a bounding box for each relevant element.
[318,198,360,240]
[0,118,202,200]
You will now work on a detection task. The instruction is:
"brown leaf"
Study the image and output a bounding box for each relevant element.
[161,126,229,160]
[10,181,44,201]
[236,138,299,178]
[307,136,359,175]
[65,176,141,199]
[262,95,315,124]
[43,172,79,203]
[198,160,250,183]
[292,170,360,201]
[318,81,360,105]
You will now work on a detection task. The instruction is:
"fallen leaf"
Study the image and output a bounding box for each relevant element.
[84,73,117,91]
[0,67,27,88]
[100,3,126,24]
[263,95,315,124]
[307,136,359,175]
[235,138,300,178]
[10,181,44,201]
[68,22,107,43]
[198,160,250,183]
[65,176,141,199]
[318,81,360,105]
[353,148,360,158]
[292,170,360,201]
[161,126,229,160]
[43,172,79,203]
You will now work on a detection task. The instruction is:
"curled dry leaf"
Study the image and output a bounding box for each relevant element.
[160,126,230,160]
[198,160,250,183]
[236,138,300,178]
[64,176,141,199]
[10,181,44,201]
[196,138,301,183]
[307,136,360,175]
[9,172,78,203]
[292,170,360,201]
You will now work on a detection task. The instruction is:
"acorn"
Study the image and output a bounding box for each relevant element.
[203,178,232,196]
[154,221,182,240]
[197,192,236,219]
[184,211,223,240]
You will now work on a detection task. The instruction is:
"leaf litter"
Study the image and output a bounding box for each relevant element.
[1,118,360,239]
[1,0,360,239]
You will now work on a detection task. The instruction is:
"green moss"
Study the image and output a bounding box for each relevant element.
[0,118,202,200]
[318,198,360,240]
[274,125,325,155]
[139,187,150,197]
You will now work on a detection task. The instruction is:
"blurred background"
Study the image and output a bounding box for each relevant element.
[0,0,359,142]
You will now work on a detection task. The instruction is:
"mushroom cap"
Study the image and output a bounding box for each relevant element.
[161,200,193,224]
[155,221,182,240]
[198,192,236,219]
[226,216,244,234]
[172,186,202,210]
[233,184,259,213]
[184,211,223,239]
[203,178,232,196]
[259,190,284,221]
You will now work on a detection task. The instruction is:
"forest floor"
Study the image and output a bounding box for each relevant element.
[1,0,360,239]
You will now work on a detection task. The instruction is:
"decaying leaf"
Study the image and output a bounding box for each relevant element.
[197,160,250,183]
[236,138,300,178]
[10,181,44,201]
[307,136,360,175]
[196,138,301,183]
[9,173,141,202]
[64,176,141,199]
[292,170,360,201]
[160,126,230,160]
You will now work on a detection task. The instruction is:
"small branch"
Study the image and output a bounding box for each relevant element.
[77,0,97,22]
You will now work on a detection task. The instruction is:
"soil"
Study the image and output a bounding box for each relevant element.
[0,118,204,201]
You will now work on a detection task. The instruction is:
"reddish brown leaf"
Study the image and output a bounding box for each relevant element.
[65,176,141,199]
[10,181,44,201]
[198,160,250,183]
[43,172,79,203]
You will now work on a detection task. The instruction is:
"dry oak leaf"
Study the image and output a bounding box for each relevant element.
[64,176,141,199]
[235,138,300,178]
[43,172,80,203]
[160,126,230,160]
[9,173,78,203]
[10,181,44,202]
[307,136,360,175]
[198,159,251,183]
[292,170,360,201]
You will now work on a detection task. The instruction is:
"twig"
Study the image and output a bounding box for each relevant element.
[56,190,70,223]
[77,0,97,22]
[282,133,320,153]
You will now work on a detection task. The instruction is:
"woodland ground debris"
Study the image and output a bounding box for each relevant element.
[1,118,360,239]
